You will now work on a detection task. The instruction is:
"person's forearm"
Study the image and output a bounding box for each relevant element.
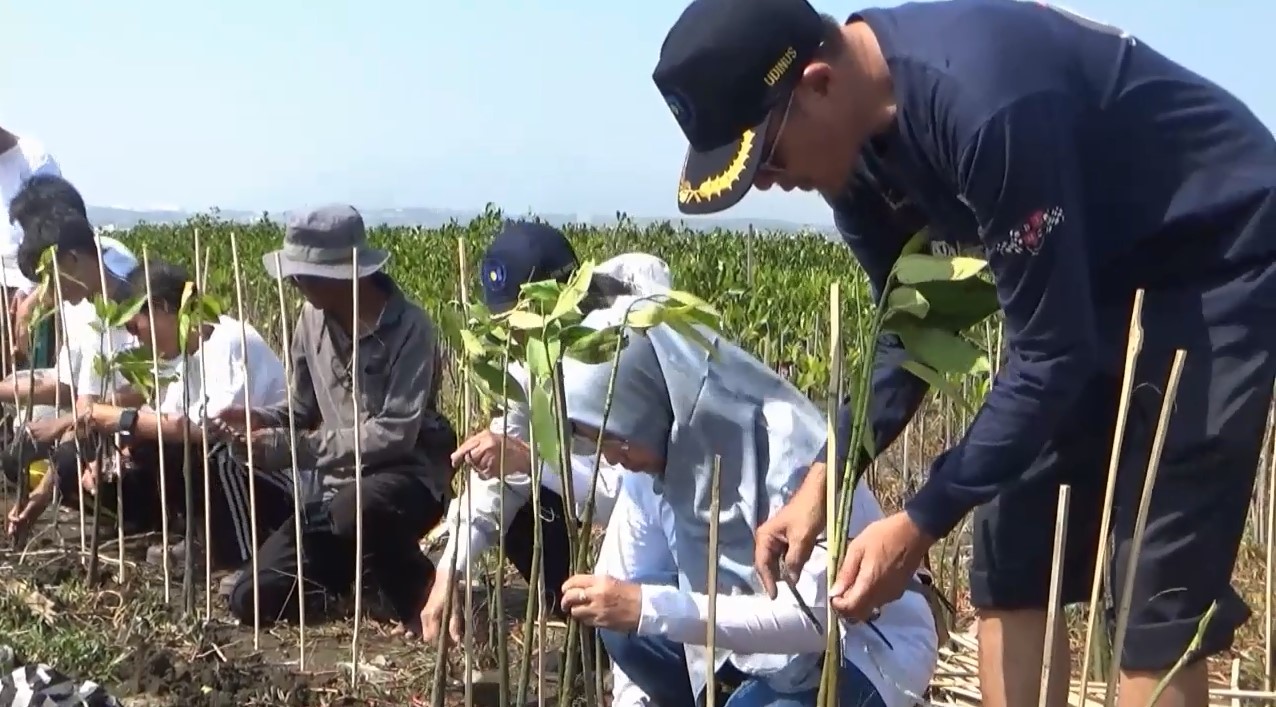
[637,583,827,654]
[132,410,203,444]
[0,377,71,407]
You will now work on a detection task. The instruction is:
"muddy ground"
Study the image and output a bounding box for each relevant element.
[0,492,594,707]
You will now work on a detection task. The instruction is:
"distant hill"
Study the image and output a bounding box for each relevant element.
[87,205,840,239]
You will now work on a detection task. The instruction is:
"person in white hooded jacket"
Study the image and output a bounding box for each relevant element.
[420,221,673,648]
[556,296,939,707]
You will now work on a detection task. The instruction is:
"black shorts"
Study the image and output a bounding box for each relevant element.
[969,261,1276,672]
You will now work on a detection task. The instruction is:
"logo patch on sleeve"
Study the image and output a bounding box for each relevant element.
[991,206,1063,256]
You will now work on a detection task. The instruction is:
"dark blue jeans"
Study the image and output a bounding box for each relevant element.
[599,630,888,707]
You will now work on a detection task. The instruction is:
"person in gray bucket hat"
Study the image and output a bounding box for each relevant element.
[218,204,459,637]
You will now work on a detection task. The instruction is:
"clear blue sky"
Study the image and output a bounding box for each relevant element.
[2,1,1271,224]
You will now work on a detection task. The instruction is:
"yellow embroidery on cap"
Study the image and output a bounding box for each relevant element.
[677,129,756,205]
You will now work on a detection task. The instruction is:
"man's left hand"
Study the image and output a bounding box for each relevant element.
[230,429,288,467]
[829,511,934,621]
[26,416,71,444]
[560,574,641,632]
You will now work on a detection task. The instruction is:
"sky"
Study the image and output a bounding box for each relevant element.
[2,1,1273,225]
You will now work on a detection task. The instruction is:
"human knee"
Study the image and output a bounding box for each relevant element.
[1118,591,1249,672]
[226,574,256,623]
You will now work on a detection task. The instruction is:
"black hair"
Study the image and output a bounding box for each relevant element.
[579,272,636,313]
[16,205,97,282]
[8,175,88,232]
[126,260,192,314]
[814,14,846,61]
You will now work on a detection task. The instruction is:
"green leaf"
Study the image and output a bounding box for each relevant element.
[892,319,990,375]
[884,287,929,320]
[529,381,562,475]
[503,309,548,330]
[662,289,721,318]
[899,228,930,259]
[469,360,527,405]
[893,254,988,284]
[519,279,562,305]
[899,359,974,412]
[458,329,489,358]
[912,278,1001,331]
[548,261,595,321]
[561,326,624,364]
[111,295,146,328]
[624,303,664,329]
[525,333,561,381]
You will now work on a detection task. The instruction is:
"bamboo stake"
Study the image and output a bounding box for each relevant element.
[273,252,307,670]
[1040,484,1072,707]
[1079,289,1146,688]
[229,232,262,647]
[349,246,366,685]
[1104,349,1188,706]
[140,251,172,603]
[193,229,212,619]
[705,455,722,707]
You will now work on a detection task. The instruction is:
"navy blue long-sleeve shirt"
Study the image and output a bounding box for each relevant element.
[841,0,1276,539]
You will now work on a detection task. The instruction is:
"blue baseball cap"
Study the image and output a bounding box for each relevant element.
[480,221,579,313]
[653,0,825,215]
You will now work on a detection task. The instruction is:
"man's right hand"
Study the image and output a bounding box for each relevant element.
[450,430,532,478]
[418,575,464,644]
[215,407,269,432]
[754,462,829,599]
[26,416,71,445]
[6,488,52,539]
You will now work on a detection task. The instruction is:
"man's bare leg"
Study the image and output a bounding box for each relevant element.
[977,609,1071,707]
[1117,661,1209,707]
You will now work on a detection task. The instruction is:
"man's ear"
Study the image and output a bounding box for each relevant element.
[799,61,834,98]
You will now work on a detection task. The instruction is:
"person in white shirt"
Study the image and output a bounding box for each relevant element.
[0,127,60,293]
[555,298,939,707]
[420,221,674,647]
[1,175,139,412]
[5,260,296,572]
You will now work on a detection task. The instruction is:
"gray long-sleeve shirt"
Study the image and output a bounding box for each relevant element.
[256,277,452,501]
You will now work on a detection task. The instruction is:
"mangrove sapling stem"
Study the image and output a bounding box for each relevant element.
[820,284,889,707]
[496,345,511,706]
[705,455,722,707]
[1145,601,1219,707]
[514,411,543,707]
[1264,417,1276,692]
[229,233,264,649]
[1079,290,1146,694]
[1040,485,1072,707]
[456,240,476,707]
[557,303,644,707]
[1104,349,1187,707]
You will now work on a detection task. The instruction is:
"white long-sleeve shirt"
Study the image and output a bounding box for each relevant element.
[436,253,674,570]
[595,473,938,707]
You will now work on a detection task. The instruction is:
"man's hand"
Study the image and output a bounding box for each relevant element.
[450,430,532,478]
[829,511,934,622]
[417,575,464,644]
[81,460,100,494]
[560,574,641,631]
[6,488,52,538]
[26,416,72,445]
[754,465,828,599]
[216,407,271,432]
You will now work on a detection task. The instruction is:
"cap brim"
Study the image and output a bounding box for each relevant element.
[675,113,770,216]
[262,248,390,281]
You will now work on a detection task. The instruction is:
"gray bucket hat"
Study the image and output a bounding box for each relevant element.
[262,204,389,280]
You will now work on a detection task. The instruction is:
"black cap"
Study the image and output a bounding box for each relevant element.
[653,0,825,215]
[479,221,579,313]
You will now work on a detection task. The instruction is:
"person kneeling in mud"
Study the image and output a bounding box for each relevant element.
[557,297,940,707]
[218,205,457,634]
[5,260,297,582]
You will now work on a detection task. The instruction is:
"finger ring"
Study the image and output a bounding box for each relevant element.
[576,590,587,604]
